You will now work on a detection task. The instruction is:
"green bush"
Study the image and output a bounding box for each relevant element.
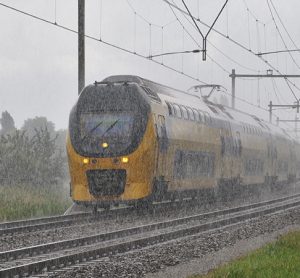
[191,230,300,278]
[0,128,66,186]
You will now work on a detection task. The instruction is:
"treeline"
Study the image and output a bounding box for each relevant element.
[0,111,68,186]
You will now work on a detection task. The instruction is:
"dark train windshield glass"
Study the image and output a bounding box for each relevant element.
[79,112,134,154]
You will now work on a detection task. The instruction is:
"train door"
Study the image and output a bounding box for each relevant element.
[155,114,169,175]
[234,131,243,181]
[268,135,276,180]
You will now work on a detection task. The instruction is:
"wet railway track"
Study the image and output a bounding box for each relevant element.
[0,197,225,237]
[1,193,300,277]
[0,202,172,236]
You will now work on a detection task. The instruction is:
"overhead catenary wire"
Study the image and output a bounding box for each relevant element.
[99,0,102,40]
[266,0,300,74]
[54,0,57,24]
[1,0,298,128]
[125,0,294,114]
[169,5,290,120]
[125,0,229,75]
[270,0,300,54]
[181,0,228,60]
[125,0,238,80]
[169,0,258,73]
[242,0,270,26]
[0,2,208,85]
[167,3,230,74]
[161,0,300,96]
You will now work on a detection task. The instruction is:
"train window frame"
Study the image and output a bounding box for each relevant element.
[204,112,212,124]
[187,107,195,121]
[166,102,174,116]
[197,110,203,123]
[173,104,182,118]
[192,108,200,122]
[180,105,189,120]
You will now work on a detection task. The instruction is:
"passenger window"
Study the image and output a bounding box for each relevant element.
[198,110,203,123]
[187,107,195,121]
[166,102,173,116]
[204,112,211,124]
[173,104,182,118]
[180,106,189,120]
[192,109,199,121]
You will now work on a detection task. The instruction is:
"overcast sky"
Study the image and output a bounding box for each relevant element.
[1,0,300,131]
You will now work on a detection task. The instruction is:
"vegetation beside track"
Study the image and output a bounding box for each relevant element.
[190,230,300,278]
[0,184,72,221]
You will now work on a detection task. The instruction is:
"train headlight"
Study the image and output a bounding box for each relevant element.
[102,142,109,148]
[121,157,129,163]
[83,158,89,164]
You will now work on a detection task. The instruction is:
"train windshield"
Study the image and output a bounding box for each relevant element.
[79,112,134,154]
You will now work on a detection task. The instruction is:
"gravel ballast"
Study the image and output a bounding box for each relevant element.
[2,188,297,253]
[46,207,300,278]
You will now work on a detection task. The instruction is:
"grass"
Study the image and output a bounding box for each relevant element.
[190,230,300,278]
[0,184,72,221]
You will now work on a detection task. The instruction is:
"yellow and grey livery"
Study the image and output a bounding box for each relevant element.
[67,75,300,208]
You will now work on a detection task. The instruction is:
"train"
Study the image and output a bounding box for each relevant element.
[67,75,300,209]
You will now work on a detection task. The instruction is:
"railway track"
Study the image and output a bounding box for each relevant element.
[1,193,300,277]
[0,196,229,237]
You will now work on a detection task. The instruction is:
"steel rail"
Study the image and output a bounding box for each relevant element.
[0,194,300,277]
[1,192,300,263]
[0,197,204,236]
[0,212,88,230]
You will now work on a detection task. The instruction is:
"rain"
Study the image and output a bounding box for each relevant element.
[1,0,300,277]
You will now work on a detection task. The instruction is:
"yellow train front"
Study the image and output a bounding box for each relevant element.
[68,75,300,209]
[67,76,159,207]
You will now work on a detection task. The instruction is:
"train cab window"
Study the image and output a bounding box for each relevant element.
[173,104,182,118]
[180,106,189,120]
[166,102,174,116]
[187,107,195,121]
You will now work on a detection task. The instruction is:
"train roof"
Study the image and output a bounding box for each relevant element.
[100,75,296,141]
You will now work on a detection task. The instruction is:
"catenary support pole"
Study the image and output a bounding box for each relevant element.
[78,0,85,95]
[231,69,236,109]
[269,101,272,123]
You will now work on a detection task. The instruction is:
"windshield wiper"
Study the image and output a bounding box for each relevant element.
[99,119,119,140]
[81,121,103,143]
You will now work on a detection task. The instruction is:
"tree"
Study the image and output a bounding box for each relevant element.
[0,128,65,186]
[55,129,67,154]
[0,111,16,135]
[21,117,55,139]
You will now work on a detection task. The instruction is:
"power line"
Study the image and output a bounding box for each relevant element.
[266,0,300,72]
[270,0,300,54]
[242,0,271,26]
[258,49,300,56]
[0,1,208,85]
[126,0,161,28]
[161,0,300,95]
[168,3,230,74]
[126,0,235,76]
[168,6,286,115]
[169,1,258,73]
